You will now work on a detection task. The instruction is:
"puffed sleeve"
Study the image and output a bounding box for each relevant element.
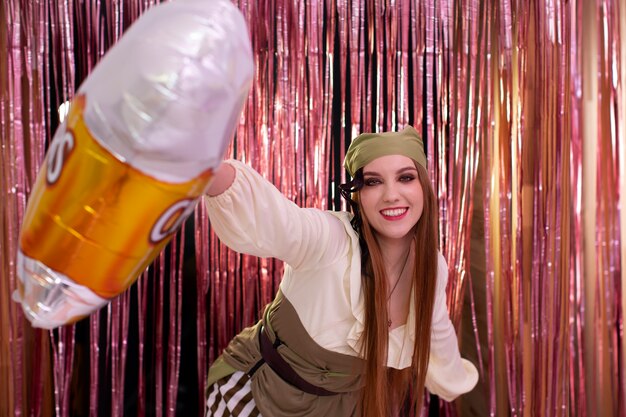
[424,252,479,401]
[204,159,347,270]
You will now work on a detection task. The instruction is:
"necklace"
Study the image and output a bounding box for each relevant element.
[387,248,411,327]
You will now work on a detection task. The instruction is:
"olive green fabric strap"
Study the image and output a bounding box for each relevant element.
[206,355,237,389]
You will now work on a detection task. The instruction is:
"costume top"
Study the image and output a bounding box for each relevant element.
[204,159,478,402]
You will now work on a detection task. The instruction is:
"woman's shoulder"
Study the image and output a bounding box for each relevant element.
[326,210,353,224]
[325,211,358,238]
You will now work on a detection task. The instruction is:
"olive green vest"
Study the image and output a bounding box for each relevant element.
[207,290,366,416]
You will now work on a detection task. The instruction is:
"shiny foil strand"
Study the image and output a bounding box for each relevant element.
[291,0,301,203]
[615,0,626,414]
[442,0,453,320]
[16,16,28,407]
[110,294,131,417]
[279,0,293,201]
[293,0,303,204]
[365,0,374,133]
[610,4,624,413]
[444,0,456,340]
[467,0,487,374]
[6,0,51,415]
[455,0,483,325]
[397,2,410,128]
[357,0,370,136]
[594,1,620,415]
[485,1,505,415]
[550,2,570,412]
[535,4,552,413]
[305,1,321,206]
[348,0,362,140]
[531,4,543,411]
[535,3,547,415]
[483,83,497,417]
[480,1,496,395]
[515,1,531,414]
[387,3,398,130]
[25,0,48,182]
[495,16,515,413]
[155,252,165,416]
[166,230,184,417]
[195,204,209,409]
[374,0,383,132]
[274,0,286,196]
[50,326,75,417]
[568,2,586,414]
[423,0,436,180]
[121,292,130,416]
[473,0,493,386]
[411,1,423,135]
[324,0,336,209]
[513,1,530,410]
[336,0,347,182]
[439,0,453,308]
[208,228,222,359]
[2,3,23,416]
[369,0,377,135]
[89,315,99,417]
[434,0,448,286]
[137,271,148,417]
[557,3,573,415]
[112,299,120,416]
[10,11,26,417]
[619,1,626,414]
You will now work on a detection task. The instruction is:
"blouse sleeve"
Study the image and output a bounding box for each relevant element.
[204,159,347,270]
[424,252,479,402]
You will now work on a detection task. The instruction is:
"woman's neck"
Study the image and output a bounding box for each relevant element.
[374,235,413,280]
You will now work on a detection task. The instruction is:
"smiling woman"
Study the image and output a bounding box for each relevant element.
[203,126,478,417]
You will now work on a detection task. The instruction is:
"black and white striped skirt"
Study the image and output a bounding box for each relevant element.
[205,371,262,417]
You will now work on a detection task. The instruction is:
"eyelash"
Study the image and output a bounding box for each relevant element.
[364,175,415,186]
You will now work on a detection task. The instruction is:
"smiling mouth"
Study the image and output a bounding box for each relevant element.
[380,208,408,219]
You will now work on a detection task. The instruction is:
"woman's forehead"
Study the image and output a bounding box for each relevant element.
[362,154,417,173]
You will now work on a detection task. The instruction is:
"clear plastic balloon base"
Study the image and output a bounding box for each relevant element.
[14,250,108,329]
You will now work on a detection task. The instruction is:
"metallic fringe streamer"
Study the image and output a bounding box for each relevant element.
[1,0,625,416]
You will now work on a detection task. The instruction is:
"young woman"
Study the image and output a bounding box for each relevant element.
[204,126,478,417]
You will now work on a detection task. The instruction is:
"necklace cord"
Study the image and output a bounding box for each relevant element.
[387,248,411,301]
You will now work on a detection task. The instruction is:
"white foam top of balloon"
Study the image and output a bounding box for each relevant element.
[78,0,254,183]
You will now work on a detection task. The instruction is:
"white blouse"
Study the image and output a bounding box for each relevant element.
[205,159,478,401]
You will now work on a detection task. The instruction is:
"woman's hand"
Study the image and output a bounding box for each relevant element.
[207,162,236,196]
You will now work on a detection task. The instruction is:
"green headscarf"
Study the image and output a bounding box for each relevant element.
[343,126,427,176]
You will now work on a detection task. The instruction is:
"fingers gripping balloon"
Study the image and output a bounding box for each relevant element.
[14,0,254,329]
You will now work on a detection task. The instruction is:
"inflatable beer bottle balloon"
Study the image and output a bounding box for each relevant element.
[14,0,254,329]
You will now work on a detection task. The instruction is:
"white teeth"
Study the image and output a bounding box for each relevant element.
[381,208,407,217]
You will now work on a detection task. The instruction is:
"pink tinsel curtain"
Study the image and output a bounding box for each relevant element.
[1,1,624,417]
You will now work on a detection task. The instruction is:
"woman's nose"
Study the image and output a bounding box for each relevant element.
[382,183,400,202]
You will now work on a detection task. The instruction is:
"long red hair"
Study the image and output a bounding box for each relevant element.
[342,163,439,416]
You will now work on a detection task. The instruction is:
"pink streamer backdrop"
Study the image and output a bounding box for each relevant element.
[1,0,625,416]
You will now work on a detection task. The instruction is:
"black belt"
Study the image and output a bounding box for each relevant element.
[248,325,338,397]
